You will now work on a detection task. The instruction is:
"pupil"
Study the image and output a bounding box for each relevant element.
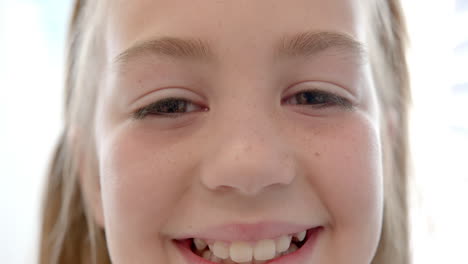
[158,99,186,113]
[297,92,326,104]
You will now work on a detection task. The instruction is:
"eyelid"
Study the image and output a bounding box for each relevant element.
[283,81,356,101]
[131,87,206,111]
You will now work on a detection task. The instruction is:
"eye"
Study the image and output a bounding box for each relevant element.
[133,97,206,119]
[283,90,353,109]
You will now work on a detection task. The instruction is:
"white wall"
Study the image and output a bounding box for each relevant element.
[404,0,468,263]
[0,1,70,263]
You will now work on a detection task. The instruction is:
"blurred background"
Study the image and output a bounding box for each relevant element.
[0,0,467,263]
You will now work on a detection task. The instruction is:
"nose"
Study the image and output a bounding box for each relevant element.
[199,111,296,197]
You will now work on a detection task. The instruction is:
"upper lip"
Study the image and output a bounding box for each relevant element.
[172,221,320,242]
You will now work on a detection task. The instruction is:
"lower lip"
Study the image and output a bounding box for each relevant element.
[174,227,323,264]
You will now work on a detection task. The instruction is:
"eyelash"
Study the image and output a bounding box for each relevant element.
[133,97,207,120]
[132,90,353,120]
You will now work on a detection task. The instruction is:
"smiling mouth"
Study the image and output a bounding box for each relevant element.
[175,227,321,264]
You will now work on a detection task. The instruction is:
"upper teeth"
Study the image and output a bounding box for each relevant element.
[193,230,306,263]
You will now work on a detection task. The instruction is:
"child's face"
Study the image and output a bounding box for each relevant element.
[92,0,383,263]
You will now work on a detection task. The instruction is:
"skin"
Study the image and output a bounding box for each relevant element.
[88,0,384,263]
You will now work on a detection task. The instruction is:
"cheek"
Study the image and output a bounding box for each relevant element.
[98,125,195,239]
[327,122,382,227]
[295,113,383,239]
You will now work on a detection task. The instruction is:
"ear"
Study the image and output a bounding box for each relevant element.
[69,127,105,229]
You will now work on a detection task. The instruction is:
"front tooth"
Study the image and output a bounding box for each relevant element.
[222,259,236,264]
[253,239,276,260]
[194,238,207,251]
[294,231,306,242]
[282,244,299,256]
[230,241,253,263]
[210,254,222,263]
[289,244,299,253]
[275,235,292,253]
[210,241,230,259]
[202,250,212,260]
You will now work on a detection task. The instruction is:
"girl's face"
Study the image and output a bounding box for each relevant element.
[93,0,383,263]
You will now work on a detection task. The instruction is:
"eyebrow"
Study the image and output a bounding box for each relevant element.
[277,31,366,61]
[114,37,213,66]
[112,31,366,68]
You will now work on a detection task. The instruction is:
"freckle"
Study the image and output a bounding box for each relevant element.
[315,152,320,157]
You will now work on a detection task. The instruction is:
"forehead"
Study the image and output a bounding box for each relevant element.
[105,0,366,60]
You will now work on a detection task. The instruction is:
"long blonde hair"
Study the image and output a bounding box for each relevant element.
[38,0,411,263]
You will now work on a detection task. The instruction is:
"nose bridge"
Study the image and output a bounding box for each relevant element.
[200,97,295,197]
